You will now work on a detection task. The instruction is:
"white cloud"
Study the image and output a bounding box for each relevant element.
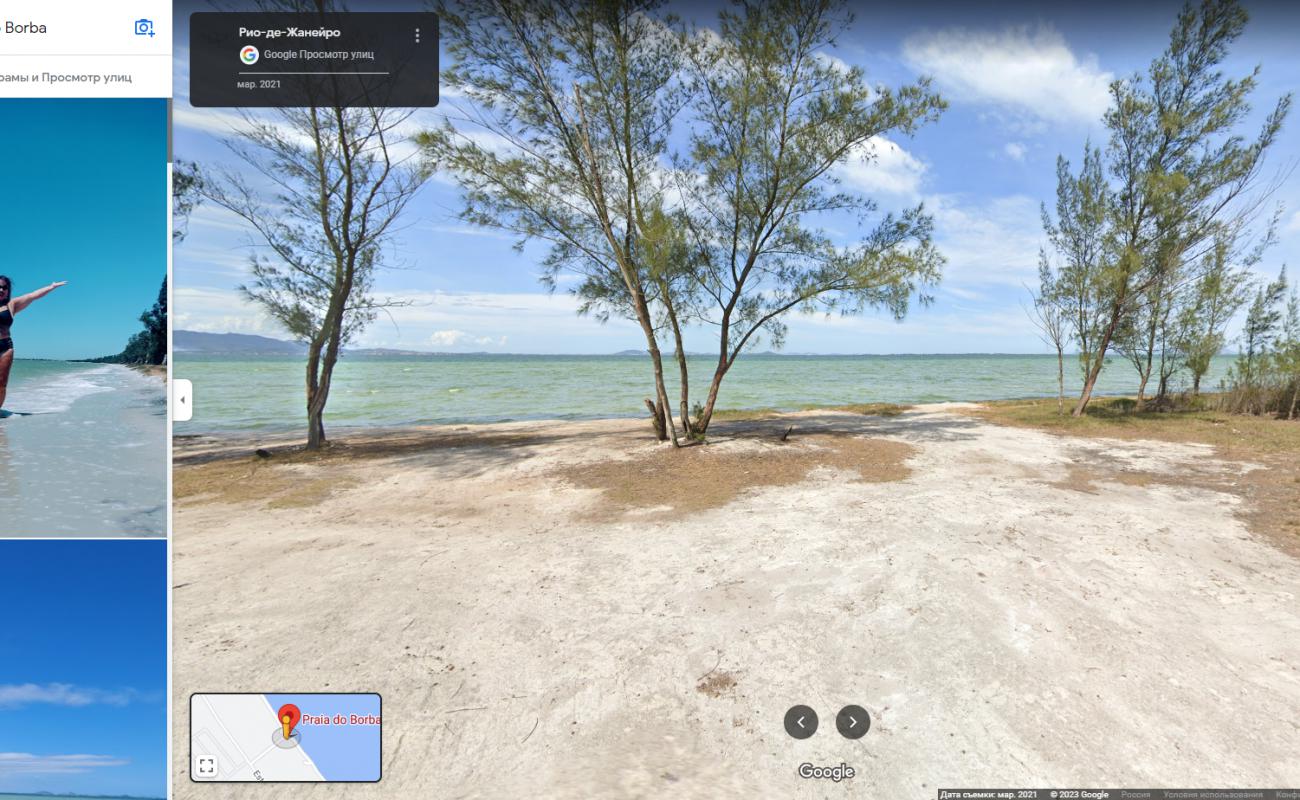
[0,753,129,776]
[815,51,854,77]
[1285,210,1300,235]
[423,223,513,240]
[837,135,927,197]
[1003,142,1027,161]
[0,683,138,709]
[429,329,467,347]
[902,24,1112,125]
[173,285,617,352]
[945,285,986,302]
[428,329,506,348]
[927,193,1043,287]
[173,286,277,336]
[173,105,251,140]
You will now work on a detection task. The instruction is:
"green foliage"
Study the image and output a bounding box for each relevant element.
[1041,144,1110,382]
[201,83,427,446]
[209,105,425,350]
[1222,267,1298,416]
[425,0,946,438]
[679,0,946,363]
[1175,233,1253,390]
[421,0,686,308]
[173,160,204,243]
[97,276,167,365]
[1039,0,1290,415]
[422,0,691,441]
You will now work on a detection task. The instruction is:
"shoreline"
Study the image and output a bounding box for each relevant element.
[3,361,166,537]
[126,362,167,380]
[172,392,1287,452]
[175,398,1298,559]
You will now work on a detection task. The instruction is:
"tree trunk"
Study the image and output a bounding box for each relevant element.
[309,343,341,449]
[1073,306,1122,417]
[618,273,677,445]
[630,286,677,446]
[305,340,326,450]
[661,289,693,438]
[1135,371,1150,413]
[647,343,678,446]
[1289,378,1299,420]
[303,277,349,449]
[644,398,666,440]
[1075,365,1100,417]
[1192,372,1202,397]
[693,361,729,436]
[307,407,326,449]
[673,349,692,439]
[1056,346,1064,415]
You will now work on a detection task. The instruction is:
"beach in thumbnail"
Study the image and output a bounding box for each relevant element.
[0,99,168,537]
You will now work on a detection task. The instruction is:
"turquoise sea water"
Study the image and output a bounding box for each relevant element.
[0,361,166,536]
[174,352,1236,435]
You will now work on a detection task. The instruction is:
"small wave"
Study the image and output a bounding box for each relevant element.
[8,365,119,414]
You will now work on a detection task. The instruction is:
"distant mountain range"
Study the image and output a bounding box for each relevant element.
[173,331,452,357]
[175,330,307,355]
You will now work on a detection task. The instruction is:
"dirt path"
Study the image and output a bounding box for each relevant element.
[171,405,1300,797]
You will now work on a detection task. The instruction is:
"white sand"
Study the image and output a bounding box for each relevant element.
[172,405,1300,797]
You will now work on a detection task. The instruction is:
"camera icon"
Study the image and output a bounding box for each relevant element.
[134,18,155,37]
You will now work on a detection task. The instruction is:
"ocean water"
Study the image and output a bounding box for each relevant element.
[174,352,1237,435]
[0,361,167,537]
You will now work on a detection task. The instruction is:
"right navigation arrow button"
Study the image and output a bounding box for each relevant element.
[835,705,870,740]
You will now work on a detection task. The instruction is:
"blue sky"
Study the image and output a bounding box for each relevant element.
[0,99,168,361]
[172,0,1300,354]
[0,540,166,799]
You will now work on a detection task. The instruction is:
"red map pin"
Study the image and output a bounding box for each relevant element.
[278,703,301,739]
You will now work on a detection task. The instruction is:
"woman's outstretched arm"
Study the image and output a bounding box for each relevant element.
[10,281,67,313]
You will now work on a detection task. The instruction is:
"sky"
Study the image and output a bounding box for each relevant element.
[0,540,166,799]
[0,99,168,361]
[172,0,1300,355]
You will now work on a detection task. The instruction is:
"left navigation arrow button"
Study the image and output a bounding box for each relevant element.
[783,705,818,739]
[173,378,193,422]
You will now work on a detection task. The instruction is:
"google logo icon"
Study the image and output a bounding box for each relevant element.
[240,45,259,65]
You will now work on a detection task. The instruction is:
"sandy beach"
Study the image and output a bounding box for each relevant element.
[171,404,1300,796]
[0,362,167,536]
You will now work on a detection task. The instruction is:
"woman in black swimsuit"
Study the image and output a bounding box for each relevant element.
[0,275,68,410]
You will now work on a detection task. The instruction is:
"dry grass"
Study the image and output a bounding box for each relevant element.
[172,429,553,508]
[967,396,1300,456]
[557,433,914,521]
[172,460,339,509]
[696,670,739,698]
[970,396,1300,558]
[709,403,911,421]
[823,402,912,416]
